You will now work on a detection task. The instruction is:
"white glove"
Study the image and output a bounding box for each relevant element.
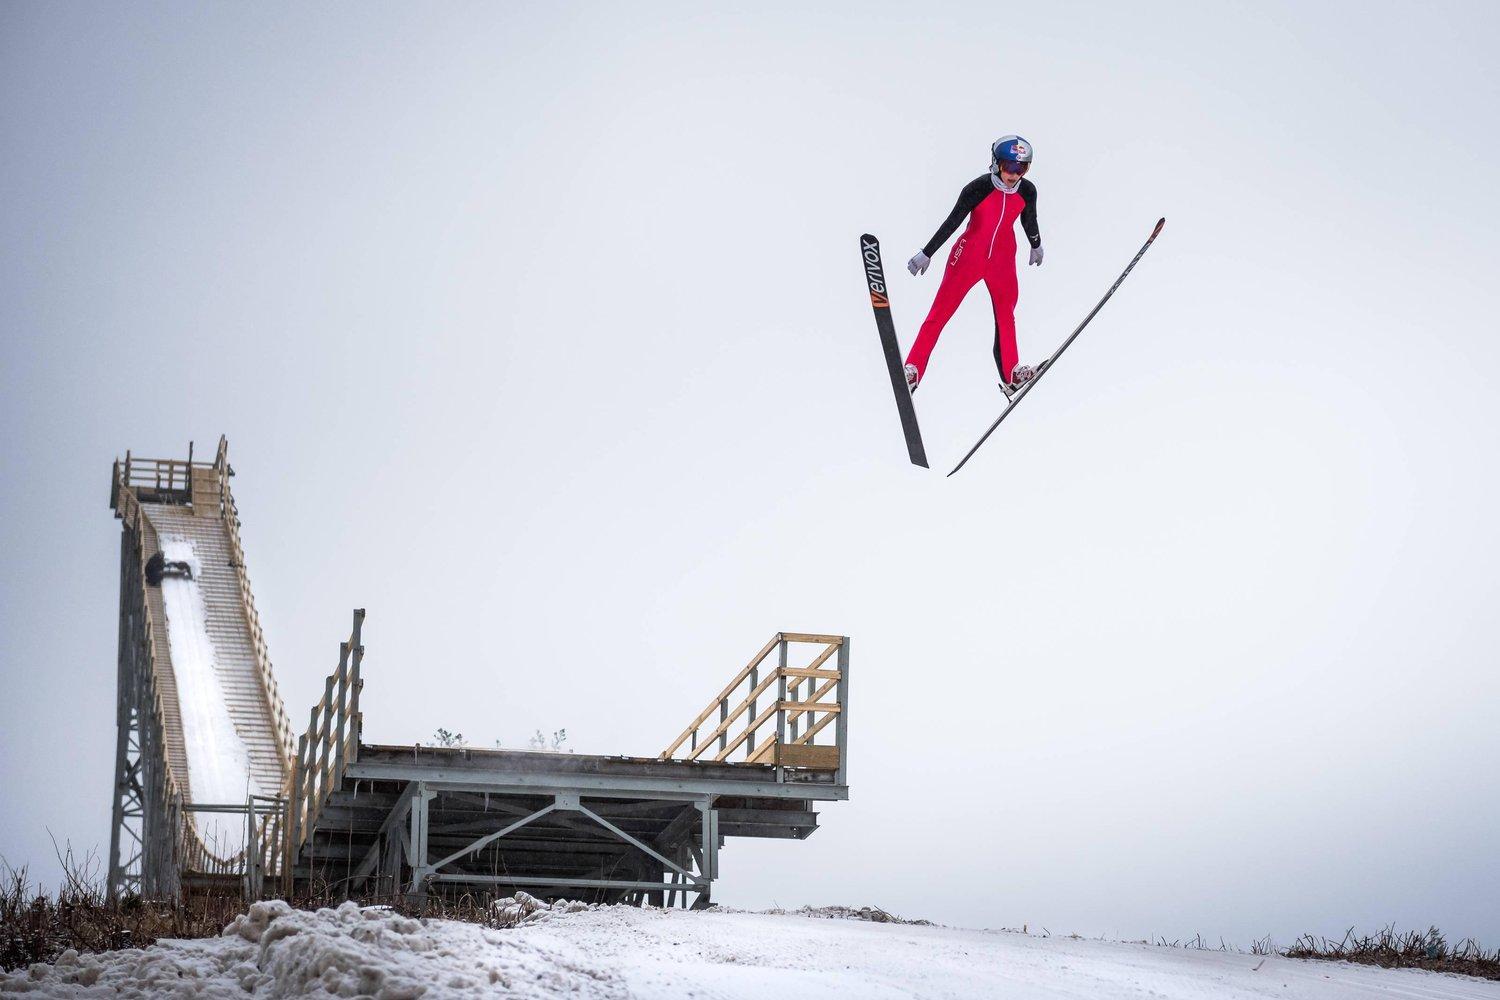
[1028,245,1044,266]
[907,251,930,276]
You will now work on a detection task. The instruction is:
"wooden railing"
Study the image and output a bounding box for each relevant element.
[660,633,849,781]
[115,443,204,500]
[289,610,365,867]
[212,437,297,782]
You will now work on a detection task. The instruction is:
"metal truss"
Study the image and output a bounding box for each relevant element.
[108,528,179,899]
[345,782,722,909]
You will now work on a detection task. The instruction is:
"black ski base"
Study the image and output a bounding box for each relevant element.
[860,234,928,468]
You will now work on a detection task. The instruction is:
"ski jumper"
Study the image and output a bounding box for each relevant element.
[906,175,1040,384]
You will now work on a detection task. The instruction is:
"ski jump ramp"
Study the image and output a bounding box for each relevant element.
[108,438,295,897]
[109,440,849,907]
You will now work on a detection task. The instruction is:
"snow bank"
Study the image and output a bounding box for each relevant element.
[158,536,262,855]
[4,898,1497,999]
[489,890,601,928]
[0,899,622,998]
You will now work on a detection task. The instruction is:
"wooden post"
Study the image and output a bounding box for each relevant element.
[303,697,320,835]
[348,672,363,770]
[314,668,337,822]
[332,649,349,793]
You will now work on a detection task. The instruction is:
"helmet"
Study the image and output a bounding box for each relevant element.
[991,135,1033,175]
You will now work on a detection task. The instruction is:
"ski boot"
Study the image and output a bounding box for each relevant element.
[1000,360,1050,399]
[904,363,920,394]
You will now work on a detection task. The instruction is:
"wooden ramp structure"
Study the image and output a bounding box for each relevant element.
[107,438,294,899]
[291,620,849,908]
[108,439,850,907]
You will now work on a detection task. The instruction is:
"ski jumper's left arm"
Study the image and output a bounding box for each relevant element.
[1018,179,1041,249]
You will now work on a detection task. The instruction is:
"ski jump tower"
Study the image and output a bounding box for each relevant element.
[107,438,294,898]
[109,439,850,906]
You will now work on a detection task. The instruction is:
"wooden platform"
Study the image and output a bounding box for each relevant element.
[294,744,846,906]
[288,626,851,908]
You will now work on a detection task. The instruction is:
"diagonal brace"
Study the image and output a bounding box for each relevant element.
[576,805,703,883]
[428,802,557,873]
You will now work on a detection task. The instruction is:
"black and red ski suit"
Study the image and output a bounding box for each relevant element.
[905,175,1040,384]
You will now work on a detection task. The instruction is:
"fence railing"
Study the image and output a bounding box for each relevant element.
[288,609,366,875]
[212,437,298,781]
[114,443,207,499]
[660,633,849,783]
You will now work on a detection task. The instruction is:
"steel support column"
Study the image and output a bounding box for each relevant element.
[406,783,436,897]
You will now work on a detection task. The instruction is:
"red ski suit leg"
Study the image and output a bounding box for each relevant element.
[905,180,1030,385]
[905,235,983,381]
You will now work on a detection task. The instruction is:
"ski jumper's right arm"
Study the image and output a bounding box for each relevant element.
[922,176,994,259]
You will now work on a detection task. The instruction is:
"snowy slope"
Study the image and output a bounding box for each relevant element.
[157,536,262,854]
[4,900,1497,999]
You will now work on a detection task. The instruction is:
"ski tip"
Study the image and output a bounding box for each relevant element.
[1151,217,1166,238]
[861,233,879,246]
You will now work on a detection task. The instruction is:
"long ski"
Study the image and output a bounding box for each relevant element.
[948,217,1166,477]
[860,234,928,468]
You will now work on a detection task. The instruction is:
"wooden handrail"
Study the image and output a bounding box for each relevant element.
[661,636,780,759]
[662,633,848,776]
[292,610,365,852]
[684,668,782,761]
[214,439,297,788]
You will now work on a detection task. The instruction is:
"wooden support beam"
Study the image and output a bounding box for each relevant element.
[778,668,842,681]
[778,700,841,715]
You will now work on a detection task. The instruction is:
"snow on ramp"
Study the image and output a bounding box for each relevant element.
[157,536,262,854]
[5,900,1498,999]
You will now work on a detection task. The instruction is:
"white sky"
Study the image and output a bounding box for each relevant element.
[2,0,1497,947]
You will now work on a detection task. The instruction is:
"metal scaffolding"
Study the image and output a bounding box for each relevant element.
[288,627,850,907]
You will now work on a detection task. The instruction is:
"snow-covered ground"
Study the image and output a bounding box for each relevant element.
[4,898,1497,999]
[158,536,261,855]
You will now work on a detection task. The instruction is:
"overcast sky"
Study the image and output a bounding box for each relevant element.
[3,0,1497,947]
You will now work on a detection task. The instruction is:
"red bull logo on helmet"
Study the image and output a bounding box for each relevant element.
[992,135,1033,165]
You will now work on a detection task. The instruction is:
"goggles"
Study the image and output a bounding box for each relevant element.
[996,159,1030,176]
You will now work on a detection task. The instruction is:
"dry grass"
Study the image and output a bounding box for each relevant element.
[0,847,245,972]
[1148,925,1499,981]
[0,848,565,972]
[1283,926,1500,981]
